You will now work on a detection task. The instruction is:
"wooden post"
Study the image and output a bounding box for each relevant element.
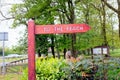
[28,19,36,80]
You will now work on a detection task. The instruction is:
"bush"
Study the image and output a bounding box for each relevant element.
[21,56,120,80]
[94,56,120,80]
[21,57,67,80]
[36,58,67,80]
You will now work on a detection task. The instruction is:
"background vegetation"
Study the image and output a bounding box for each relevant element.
[8,0,120,57]
[21,57,120,80]
[0,0,120,80]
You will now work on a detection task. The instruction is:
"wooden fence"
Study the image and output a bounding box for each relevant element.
[0,58,28,74]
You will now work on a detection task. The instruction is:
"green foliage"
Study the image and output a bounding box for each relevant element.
[10,0,120,56]
[21,68,28,80]
[36,35,50,55]
[21,56,120,80]
[55,34,71,51]
[61,59,93,80]
[0,47,17,56]
[4,48,14,56]
[10,30,27,54]
[110,49,120,56]
[21,58,67,80]
[10,4,27,27]
[36,58,67,80]
[93,56,120,79]
[25,0,51,18]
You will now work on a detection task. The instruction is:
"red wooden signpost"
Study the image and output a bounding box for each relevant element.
[35,24,90,34]
[28,19,91,80]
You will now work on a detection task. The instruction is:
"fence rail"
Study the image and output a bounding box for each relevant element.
[0,58,28,74]
[6,58,28,66]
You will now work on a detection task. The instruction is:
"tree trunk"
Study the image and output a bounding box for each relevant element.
[59,0,76,57]
[101,0,120,38]
[118,0,120,38]
[55,35,60,59]
[82,50,86,55]
[102,1,108,46]
[68,0,76,57]
[85,4,90,55]
[63,48,67,59]
[71,33,76,57]
[51,35,55,58]
[37,49,41,57]
[56,49,60,59]
[118,13,120,38]
[87,49,90,55]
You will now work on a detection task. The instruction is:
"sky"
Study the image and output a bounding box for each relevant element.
[0,0,25,48]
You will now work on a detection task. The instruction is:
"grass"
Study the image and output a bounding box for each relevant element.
[0,73,22,80]
[0,65,27,80]
[110,49,120,57]
[0,56,28,80]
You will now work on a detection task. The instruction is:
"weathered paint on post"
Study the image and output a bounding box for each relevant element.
[28,19,36,80]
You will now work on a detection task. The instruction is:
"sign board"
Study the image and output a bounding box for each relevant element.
[93,46,109,55]
[103,48,107,54]
[93,48,101,54]
[0,32,8,41]
[35,24,91,34]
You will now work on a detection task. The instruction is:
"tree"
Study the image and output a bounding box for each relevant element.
[101,0,120,38]
[54,0,77,57]
[9,0,119,58]
[10,0,57,58]
[36,35,49,57]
